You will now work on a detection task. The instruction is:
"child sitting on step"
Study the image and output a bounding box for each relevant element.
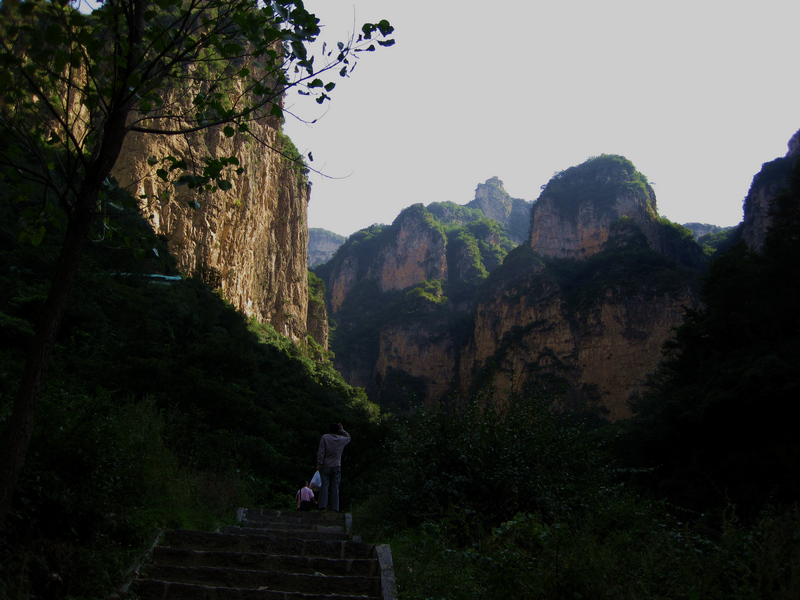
[296,481,316,511]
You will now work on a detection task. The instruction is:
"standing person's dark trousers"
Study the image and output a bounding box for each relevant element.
[319,466,341,512]
[316,423,351,512]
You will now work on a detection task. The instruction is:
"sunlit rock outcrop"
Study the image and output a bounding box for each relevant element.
[113,117,312,342]
[319,158,706,420]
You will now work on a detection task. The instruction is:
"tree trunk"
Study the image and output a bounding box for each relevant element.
[0,0,149,529]
[0,193,96,528]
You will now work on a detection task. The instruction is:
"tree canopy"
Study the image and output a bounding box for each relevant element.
[0,0,393,527]
[624,154,800,516]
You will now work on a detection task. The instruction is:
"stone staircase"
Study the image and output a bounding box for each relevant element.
[131,508,397,600]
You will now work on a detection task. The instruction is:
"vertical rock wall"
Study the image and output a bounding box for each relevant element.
[113,117,311,341]
[321,162,705,420]
[742,130,800,252]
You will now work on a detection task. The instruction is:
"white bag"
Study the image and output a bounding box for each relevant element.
[310,471,322,489]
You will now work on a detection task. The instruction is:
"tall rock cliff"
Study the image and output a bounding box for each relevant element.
[463,232,697,420]
[316,186,518,403]
[323,205,448,314]
[530,155,705,270]
[466,177,532,244]
[113,115,314,342]
[308,228,346,268]
[319,160,706,420]
[742,129,800,252]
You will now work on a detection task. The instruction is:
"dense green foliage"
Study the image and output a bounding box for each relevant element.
[546,219,699,311]
[0,201,381,599]
[623,155,800,517]
[697,224,742,257]
[386,390,616,526]
[3,150,799,598]
[425,201,487,225]
[353,385,800,600]
[536,154,655,222]
[315,204,518,406]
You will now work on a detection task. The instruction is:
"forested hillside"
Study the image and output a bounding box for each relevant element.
[1,0,799,596]
[3,135,800,600]
[0,196,384,598]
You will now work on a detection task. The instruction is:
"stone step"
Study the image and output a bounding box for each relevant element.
[220,525,349,542]
[135,579,379,600]
[140,564,381,596]
[238,510,346,528]
[236,520,346,534]
[130,509,396,600]
[161,529,377,559]
[239,508,345,524]
[152,547,380,577]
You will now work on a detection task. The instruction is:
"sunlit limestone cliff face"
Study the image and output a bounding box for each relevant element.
[325,205,448,314]
[530,155,705,269]
[466,177,532,244]
[319,159,705,420]
[742,129,800,252]
[316,187,518,403]
[462,155,704,419]
[308,228,346,268]
[113,118,313,342]
[460,242,696,420]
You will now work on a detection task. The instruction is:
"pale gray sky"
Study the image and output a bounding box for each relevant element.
[285,0,798,238]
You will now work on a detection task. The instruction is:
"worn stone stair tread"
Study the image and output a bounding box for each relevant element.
[163,529,377,559]
[135,578,380,600]
[240,512,346,526]
[130,510,396,600]
[242,509,343,519]
[221,525,350,541]
[140,564,380,596]
[237,521,346,534]
[153,547,378,576]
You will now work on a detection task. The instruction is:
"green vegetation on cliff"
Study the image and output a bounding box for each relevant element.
[536,154,656,222]
[0,0,394,530]
[277,131,310,185]
[0,197,380,598]
[2,151,799,599]
[316,203,518,406]
[624,154,800,517]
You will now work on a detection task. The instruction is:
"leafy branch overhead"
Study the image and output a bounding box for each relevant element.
[0,0,392,529]
[0,0,394,216]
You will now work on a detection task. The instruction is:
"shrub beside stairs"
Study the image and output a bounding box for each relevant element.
[131,508,397,600]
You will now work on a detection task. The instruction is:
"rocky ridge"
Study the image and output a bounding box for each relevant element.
[742,130,800,252]
[316,142,796,419]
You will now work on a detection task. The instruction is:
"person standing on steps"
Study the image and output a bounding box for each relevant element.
[316,423,351,512]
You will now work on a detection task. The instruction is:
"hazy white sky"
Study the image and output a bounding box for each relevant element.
[284,0,799,238]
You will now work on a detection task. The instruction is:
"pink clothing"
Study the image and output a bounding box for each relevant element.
[296,485,314,509]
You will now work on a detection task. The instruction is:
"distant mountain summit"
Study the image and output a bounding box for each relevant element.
[530,154,705,270]
[316,160,708,419]
[314,136,797,419]
[465,177,532,244]
[742,129,800,252]
[308,228,346,268]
